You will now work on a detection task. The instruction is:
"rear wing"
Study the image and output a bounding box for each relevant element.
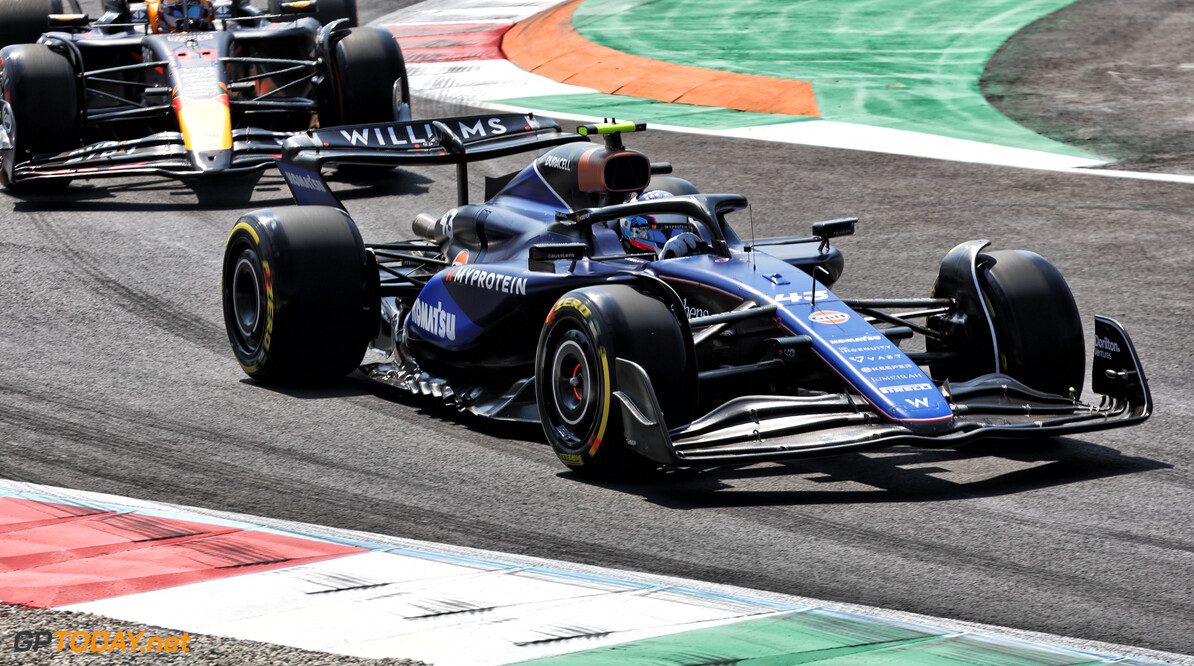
[278,113,588,208]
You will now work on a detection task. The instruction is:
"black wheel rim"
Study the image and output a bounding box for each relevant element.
[552,334,592,426]
[544,325,600,449]
[228,244,265,354]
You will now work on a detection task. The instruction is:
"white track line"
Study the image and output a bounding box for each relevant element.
[409,60,593,101]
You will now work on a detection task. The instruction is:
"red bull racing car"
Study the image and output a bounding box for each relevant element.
[221,114,1152,477]
[0,0,408,188]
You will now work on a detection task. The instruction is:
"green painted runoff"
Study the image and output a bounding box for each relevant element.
[512,609,1120,666]
[568,0,1094,157]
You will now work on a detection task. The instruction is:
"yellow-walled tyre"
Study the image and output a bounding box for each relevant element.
[222,206,378,383]
[535,285,695,479]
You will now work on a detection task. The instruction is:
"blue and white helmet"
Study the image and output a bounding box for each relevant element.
[158,0,215,31]
[618,190,689,252]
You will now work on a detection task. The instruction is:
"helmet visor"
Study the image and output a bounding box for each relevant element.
[163,1,208,28]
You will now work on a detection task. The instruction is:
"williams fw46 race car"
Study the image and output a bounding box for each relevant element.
[221,114,1151,477]
[0,0,408,189]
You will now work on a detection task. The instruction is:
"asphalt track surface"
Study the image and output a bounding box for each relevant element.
[2,0,1193,658]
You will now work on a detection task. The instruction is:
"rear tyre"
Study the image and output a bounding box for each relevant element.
[535,285,696,479]
[1,44,79,190]
[649,175,700,196]
[222,206,378,383]
[321,27,407,126]
[929,249,1084,397]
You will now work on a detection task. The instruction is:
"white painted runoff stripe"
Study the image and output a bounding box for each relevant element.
[373,0,562,26]
[381,0,1194,183]
[482,98,1114,172]
[4,480,1192,666]
[719,120,1194,182]
[69,551,781,664]
[722,119,1104,171]
[409,60,594,103]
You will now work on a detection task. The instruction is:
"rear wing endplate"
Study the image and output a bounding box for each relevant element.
[277,160,346,209]
[278,113,587,208]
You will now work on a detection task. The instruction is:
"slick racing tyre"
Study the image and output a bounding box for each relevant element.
[0,44,79,190]
[649,175,700,196]
[0,0,80,48]
[222,206,379,383]
[322,27,407,126]
[928,249,1084,397]
[535,285,696,479]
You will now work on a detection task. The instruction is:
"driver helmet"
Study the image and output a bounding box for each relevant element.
[158,0,215,31]
[617,190,691,253]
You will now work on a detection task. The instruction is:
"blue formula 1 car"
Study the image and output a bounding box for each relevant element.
[221,114,1152,477]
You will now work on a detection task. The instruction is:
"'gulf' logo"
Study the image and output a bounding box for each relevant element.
[809,310,850,325]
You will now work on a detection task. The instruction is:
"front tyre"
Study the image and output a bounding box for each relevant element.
[1,44,79,190]
[535,285,695,479]
[321,27,408,127]
[928,248,1084,397]
[222,206,378,383]
[979,250,1084,396]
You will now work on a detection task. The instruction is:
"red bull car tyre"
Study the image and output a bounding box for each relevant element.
[325,27,408,127]
[0,44,79,189]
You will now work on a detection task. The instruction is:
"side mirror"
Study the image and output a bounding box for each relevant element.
[807,218,854,254]
[811,217,857,240]
[529,243,588,272]
[812,217,857,251]
[277,0,317,15]
[48,13,91,29]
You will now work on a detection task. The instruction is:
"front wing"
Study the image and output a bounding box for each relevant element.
[613,316,1152,466]
[5,129,289,182]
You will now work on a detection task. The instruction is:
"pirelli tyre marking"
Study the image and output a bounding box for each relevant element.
[590,345,611,457]
[541,295,614,465]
